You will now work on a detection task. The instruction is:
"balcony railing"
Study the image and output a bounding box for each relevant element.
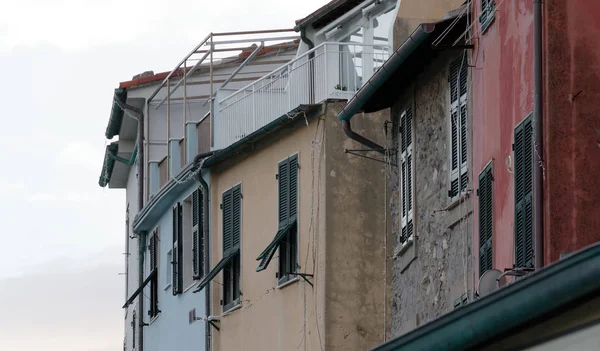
[215,42,391,149]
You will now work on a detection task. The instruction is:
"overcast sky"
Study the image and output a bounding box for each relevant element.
[0,0,328,349]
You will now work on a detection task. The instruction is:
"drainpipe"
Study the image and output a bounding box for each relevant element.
[337,23,435,154]
[300,28,315,104]
[115,98,145,351]
[533,0,544,270]
[193,151,216,351]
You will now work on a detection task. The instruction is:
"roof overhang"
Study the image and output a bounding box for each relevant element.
[294,0,365,31]
[337,11,469,121]
[372,242,600,351]
[98,139,137,188]
[105,88,127,139]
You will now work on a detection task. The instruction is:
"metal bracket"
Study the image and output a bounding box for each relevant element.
[289,272,314,287]
[344,149,398,167]
[209,320,221,331]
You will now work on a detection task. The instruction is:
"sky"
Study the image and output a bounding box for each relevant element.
[0,0,328,349]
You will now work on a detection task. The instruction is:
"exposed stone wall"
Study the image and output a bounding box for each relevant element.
[389,52,475,337]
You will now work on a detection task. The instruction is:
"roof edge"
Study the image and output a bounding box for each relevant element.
[105,88,127,139]
[99,142,119,187]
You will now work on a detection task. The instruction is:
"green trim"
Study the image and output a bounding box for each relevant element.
[105,88,127,139]
[255,220,296,272]
[372,242,600,351]
[98,142,119,187]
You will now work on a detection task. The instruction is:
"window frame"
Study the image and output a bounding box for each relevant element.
[221,183,242,312]
[448,53,469,202]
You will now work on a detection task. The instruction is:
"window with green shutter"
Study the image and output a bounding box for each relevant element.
[172,203,183,295]
[255,154,299,285]
[448,54,469,200]
[514,114,534,268]
[148,228,159,318]
[478,162,494,276]
[222,184,241,311]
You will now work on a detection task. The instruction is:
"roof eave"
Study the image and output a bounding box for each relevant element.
[105,88,127,139]
[372,242,600,351]
[98,142,119,187]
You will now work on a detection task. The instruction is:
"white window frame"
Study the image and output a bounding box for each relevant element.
[449,55,469,202]
[399,108,414,247]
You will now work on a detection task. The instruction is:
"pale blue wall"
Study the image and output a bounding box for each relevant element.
[144,181,206,351]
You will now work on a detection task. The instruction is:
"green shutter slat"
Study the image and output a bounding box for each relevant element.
[478,164,493,276]
[177,203,183,292]
[232,185,242,248]
[289,155,298,222]
[192,189,199,227]
[192,229,199,277]
[222,189,233,252]
[514,115,533,268]
[278,160,290,228]
[172,205,178,294]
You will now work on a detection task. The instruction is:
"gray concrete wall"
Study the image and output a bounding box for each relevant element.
[324,102,393,349]
[389,53,474,337]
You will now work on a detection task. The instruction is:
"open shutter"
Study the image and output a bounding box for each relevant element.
[478,164,493,276]
[172,203,183,295]
[514,116,533,268]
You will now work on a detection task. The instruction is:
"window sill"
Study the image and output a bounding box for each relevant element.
[163,283,172,291]
[223,300,242,316]
[394,236,414,258]
[277,276,300,289]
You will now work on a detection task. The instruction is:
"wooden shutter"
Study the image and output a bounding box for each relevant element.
[478,163,493,276]
[172,203,183,295]
[449,55,469,198]
[232,185,242,248]
[278,160,290,228]
[514,116,534,268]
[222,189,233,253]
[192,189,203,278]
[400,108,413,245]
[289,155,298,222]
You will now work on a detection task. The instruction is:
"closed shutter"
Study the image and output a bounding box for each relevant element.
[192,189,203,278]
[514,115,534,267]
[222,189,233,252]
[449,55,469,198]
[478,163,493,276]
[400,108,413,245]
[232,185,242,248]
[278,160,290,228]
[172,203,183,295]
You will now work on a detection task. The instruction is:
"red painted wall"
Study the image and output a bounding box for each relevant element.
[543,0,600,263]
[472,0,534,277]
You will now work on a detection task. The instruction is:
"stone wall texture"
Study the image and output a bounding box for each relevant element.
[389,52,475,337]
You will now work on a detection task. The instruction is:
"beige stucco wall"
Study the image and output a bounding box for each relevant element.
[323,103,393,349]
[393,0,465,47]
[209,115,326,351]
[208,102,392,351]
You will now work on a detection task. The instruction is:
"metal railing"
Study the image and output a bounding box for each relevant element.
[215,42,391,149]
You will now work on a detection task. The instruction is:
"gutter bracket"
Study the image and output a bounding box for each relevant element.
[290,272,314,287]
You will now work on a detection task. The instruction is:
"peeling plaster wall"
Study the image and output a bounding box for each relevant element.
[389,53,474,337]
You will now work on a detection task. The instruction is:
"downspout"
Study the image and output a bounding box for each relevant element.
[193,151,216,351]
[115,98,146,351]
[300,28,315,104]
[337,24,435,154]
[533,0,544,270]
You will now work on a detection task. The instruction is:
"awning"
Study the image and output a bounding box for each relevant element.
[123,269,157,308]
[193,245,240,293]
[255,220,296,272]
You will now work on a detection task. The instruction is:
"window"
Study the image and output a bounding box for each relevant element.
[193,185,241,302]
[478,162,494,276]
[449,54,469,200]
[255,155,299,285]
[222,185,242,310]
[514,115,534,268]
[172,203,183,295]
[479,0,495,33]
[148,228,159,318]
[399,108,414,246]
